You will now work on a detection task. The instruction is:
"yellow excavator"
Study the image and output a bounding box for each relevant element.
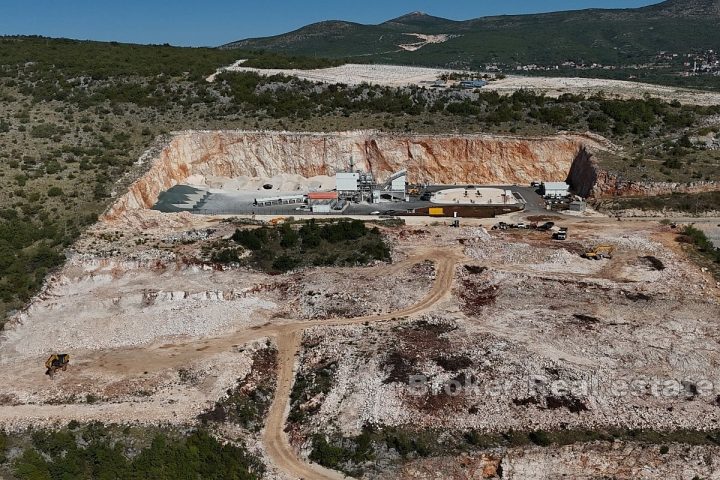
[45,353,70,378]
[583,244,615,260]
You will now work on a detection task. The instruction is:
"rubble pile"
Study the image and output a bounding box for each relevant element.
[296,263,435,320]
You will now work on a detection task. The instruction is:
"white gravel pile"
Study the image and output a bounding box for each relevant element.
[594,234,662,254]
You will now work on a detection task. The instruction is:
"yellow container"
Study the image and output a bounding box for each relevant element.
[429,207,444,216]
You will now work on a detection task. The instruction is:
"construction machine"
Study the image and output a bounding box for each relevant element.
[45,353,70,378]
[583,244,615,260]
[552,227,568,240]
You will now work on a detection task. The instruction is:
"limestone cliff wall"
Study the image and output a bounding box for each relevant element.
[567,150,720,198]
[104,130,594,221]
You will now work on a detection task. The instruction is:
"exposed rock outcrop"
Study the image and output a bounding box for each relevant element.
[384,442,720,479]
[567,150,720,198]
[104,130,599,221]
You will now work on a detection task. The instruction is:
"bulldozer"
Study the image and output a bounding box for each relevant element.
[583,244,615,260]
[45,353,70,378]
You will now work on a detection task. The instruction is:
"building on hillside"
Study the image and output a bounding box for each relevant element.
[459,80,488,89]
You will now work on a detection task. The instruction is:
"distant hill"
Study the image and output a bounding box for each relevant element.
[223,0,720,69]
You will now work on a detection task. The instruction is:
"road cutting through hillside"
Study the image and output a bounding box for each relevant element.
[0,247,462,479]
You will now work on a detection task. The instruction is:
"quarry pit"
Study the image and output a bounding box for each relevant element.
[105,130,605,224]
[0,129,719,479]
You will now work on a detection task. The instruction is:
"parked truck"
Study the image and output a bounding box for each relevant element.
[553,227,568,240]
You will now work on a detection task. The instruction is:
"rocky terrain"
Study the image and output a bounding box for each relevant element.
[568,149,720,198]
[380,442,720,479]
[1,125,719,479]
[279,222,720,478]
[218,63,720,106]
[2,186,719,478]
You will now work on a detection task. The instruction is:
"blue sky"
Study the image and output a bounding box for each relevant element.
[1,0,658,47]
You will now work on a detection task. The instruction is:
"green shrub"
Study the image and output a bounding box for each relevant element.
[232,228,265,250]
[47,186,63,197]
[30,123,63,139]
[212,248,241,264]
[279,223,299,248]
[309,434,346,469]
[0,430,7,464]
[272,254,299,272]
[12,427,263,480]
[529,430,552,446]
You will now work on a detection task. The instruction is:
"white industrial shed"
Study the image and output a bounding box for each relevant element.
[336,172,360,191]
[542,182,570,198]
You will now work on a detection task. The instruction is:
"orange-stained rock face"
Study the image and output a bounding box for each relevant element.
[104,130,596,221]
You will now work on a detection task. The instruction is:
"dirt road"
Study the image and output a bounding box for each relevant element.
[0,247,462,479]
[261,247,460,479]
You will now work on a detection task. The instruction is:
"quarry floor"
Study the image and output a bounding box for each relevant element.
[154,181,535,217]
[1,208,719,479]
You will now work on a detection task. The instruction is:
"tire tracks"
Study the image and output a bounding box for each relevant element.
[0,247,461,480]
[262,248,460,479]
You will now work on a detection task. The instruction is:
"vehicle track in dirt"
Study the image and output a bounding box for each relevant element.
[0,247,462,480]
[262,247,460,479]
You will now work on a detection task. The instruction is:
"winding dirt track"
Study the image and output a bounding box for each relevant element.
[0,247,461,479]
[263,248,460,479]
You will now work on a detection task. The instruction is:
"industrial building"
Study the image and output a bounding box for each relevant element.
[370,170,407,203]
[244,157,525,218]
[253,195,305,207]
[333,157,407,204]
[541,181,570,198]
[459,79,488,89]
[569,200,587,212]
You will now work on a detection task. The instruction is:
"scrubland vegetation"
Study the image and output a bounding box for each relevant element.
[211,219,390,272]
[0,35,717,324]
[0,423,263,480]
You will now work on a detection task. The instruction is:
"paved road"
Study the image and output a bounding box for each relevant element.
[154,184,545,217]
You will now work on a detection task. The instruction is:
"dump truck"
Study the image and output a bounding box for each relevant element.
[45,353,70,378]
[583,244,615,260]
[552,227,568,240]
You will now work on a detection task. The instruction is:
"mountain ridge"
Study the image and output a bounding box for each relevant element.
[223,0,720,69]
